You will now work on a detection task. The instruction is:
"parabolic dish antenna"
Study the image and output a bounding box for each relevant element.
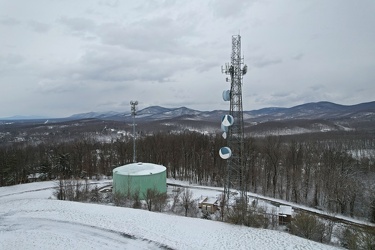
[219,147,232,159]
[221,114,234,127]
[222,132,227,139]
[222,90,230,101]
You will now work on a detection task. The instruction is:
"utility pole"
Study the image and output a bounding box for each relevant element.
[130,100,138,163]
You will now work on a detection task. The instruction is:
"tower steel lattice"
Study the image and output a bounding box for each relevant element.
[221,35,247,205]
[130,100,138,163]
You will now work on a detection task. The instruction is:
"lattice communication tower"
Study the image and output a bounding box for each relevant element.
[220,35,248,204]
[130,100,138,163]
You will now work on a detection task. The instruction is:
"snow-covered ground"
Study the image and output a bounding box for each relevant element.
[0,181,341,250]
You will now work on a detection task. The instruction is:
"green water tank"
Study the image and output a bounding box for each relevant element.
[112,162,167,199]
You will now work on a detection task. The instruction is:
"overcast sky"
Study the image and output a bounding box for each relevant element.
[1,0,374,118]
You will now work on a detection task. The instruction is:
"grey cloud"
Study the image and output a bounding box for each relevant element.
[59,17,97,33]
[36,44,192,87]
[269,90,336,108]
[0,53,25,65]
[136,1,179,13]
[263,92,299,108]
[292,53,304,60]
[252,56,283,68]
[210,0,257,18]
[0,54,25,75]
[98,16,196,54]
[0,17,20,26]
[2,0,374,117]
[309,84,325,91]
[58,14,191,55]
[98,0,119,8]
[271,92,290,98]
[253,89,325,108]
[29,21,50,33]
[36,79,83,94]
[56,4,208,79]
[195,61,220,73]
[78,49,173,82]
[97,101,121,109]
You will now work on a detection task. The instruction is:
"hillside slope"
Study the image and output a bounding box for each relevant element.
[0,182,340,250]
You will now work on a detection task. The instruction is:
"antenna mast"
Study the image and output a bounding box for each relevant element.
[130,100,138,163]
[220,35,248,212]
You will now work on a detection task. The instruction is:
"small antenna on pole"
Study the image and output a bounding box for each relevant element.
[130,100,138,163]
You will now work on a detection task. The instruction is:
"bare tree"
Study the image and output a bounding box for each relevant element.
[302,142,317,204]
[143,187,167,212]
[181,188,196,217]
[54,178,92,201]
[285,141,303,203]
[263,136,282,198]
[170,187,182,213]
[131,187,142,209]
[290,212,327,243]
[339,226,375,249]
[370,190,375,223]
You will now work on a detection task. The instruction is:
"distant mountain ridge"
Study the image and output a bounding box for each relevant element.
[1,101,374,136]
[67,101,375,123]
[245,101,375,122]
[0,115,49,120]
[68,106,203,121]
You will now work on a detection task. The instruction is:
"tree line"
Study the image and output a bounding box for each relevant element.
[0,130,374,222]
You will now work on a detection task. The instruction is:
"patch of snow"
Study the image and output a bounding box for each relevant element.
[336,124,353,131]
[279,205,293,215]
[0,181,341,250]
[347,149,375,160]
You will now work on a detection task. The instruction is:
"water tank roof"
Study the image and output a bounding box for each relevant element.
[113,162,166,176]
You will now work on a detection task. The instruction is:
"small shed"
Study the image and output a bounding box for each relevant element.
[27,173,46,182]
[278,205,293,225]
[199,197,219,213]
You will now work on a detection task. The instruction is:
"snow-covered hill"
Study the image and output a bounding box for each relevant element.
[2,101,374,136]
[0,181,340,250]
[61,101,375,135]
[65,101,375,123]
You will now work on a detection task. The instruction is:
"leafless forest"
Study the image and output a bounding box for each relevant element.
[1,119,375,224]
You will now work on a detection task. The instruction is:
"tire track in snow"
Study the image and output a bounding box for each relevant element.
[1,212,175,250]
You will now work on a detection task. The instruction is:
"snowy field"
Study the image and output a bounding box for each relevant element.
[0,181,342,250]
